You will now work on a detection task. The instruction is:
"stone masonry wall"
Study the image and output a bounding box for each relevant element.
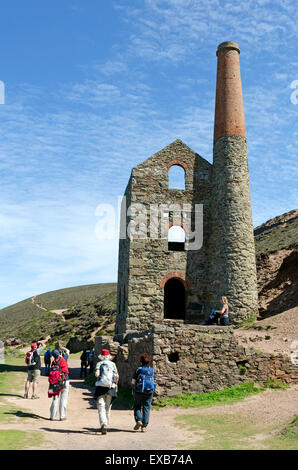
[95,323,297,397]
[208,135,258,324]
[115,176,132,336]
[115,140,213,336]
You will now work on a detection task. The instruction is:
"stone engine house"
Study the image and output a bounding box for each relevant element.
[115,41,258,339]
[95,42,298,396]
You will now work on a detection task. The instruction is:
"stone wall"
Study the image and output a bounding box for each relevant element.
[95,322,297,397]
[115,139,213,336]
[115,176,132,336]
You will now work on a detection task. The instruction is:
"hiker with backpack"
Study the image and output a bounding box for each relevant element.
[55,342,70,362]
[44,347,52,376]
[94,349,119,435]
[48,349,70,421]
[80,349,88,378]
[24,340,46,399]
[131,353,156,433]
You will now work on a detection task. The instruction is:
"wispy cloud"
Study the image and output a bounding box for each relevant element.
[0,1,297,307]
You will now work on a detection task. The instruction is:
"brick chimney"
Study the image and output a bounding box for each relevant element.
[207,41,258,324]
[214,41,246,141]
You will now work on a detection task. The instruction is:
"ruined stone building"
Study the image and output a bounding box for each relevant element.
[95,42,297,395]
[116,41,258,338]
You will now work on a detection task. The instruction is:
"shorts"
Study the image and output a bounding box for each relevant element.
[27,369,41,383]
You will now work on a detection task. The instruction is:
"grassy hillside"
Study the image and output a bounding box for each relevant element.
[254,209,298,256]
[34,282,117,310]
[0,283,117,346]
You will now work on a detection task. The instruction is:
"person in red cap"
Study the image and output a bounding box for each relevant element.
[94,349,119,434]
[24,340,46,399]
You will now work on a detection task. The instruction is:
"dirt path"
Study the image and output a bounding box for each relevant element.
[234,307,298,356]
[0,357,194,450]
[31,296,67,322]
[31,296,47,312]
[1,357,297,450]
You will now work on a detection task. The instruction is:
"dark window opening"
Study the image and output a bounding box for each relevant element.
[164,278,186,320]
[168,241,185,251]
[168,226,185,252]
[168,352,179,363]
[236,360,248,376]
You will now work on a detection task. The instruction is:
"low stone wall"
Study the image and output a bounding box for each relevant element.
[95,321,298,397]
[244,353,298,384]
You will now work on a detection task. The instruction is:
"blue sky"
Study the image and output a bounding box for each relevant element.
[0,0,297,308]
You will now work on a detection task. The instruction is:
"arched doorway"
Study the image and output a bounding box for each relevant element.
[164,278,186,320]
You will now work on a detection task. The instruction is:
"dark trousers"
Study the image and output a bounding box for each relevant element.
[80,362,88,378]
[133,391,153,427]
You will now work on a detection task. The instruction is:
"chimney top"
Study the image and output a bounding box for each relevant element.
[213,40,245,140]
[216,41,240,55]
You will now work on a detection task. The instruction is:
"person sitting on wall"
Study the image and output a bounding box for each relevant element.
[214,296,229,326]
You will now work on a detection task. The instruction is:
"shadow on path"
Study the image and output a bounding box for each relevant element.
[4,410,48,420]
[0,393,24,398]
[41,427,137,435]
[0,364,27,373]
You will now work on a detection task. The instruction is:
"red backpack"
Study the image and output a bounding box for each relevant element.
[48,359,66,397]
[25,349,37,366]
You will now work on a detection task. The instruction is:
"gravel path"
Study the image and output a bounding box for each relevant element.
[1,356,297,450]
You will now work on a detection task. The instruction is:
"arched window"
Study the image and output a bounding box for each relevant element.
[169,165,185,189]
[164,278,186,320]
[168,225,185,251]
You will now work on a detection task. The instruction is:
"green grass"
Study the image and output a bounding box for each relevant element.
[0,350,29,422]
[236,316,256,328]
[175,412,298,450]
[281,414,298,439]
[35,282,116,310]
[254,209,298,256]
[154,381,288,409]
[0,350,46,449]
[0,430,43,450]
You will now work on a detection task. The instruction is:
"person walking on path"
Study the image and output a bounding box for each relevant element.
[80,349,88,378]
[55,343,70,362]
[88,348,94,374]
[49,349,70,421]
[214,296,230,326]
[24,341,46,399]
[131,353,156,433]
[44,347,51,376]
[94,349,119,435]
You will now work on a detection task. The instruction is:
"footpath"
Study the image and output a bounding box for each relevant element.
[1,356,297,450]
[1,356,193,450]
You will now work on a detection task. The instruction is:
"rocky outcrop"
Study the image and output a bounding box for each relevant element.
[255,209,298,317]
